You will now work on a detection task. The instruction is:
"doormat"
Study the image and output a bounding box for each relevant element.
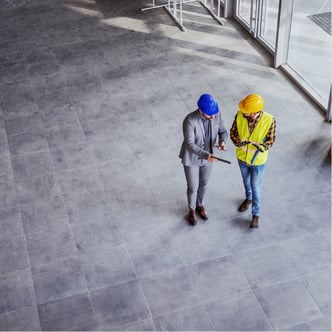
[307,12,331,36]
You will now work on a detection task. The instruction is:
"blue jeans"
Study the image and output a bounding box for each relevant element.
[238,160,266,216]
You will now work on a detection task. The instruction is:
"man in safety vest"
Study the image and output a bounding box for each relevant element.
[230,94,276,228]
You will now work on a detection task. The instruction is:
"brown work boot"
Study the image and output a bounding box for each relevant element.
[250,215,259,228]
[196,206,208,221]
[188,209,197,226]
[238,199,252,212]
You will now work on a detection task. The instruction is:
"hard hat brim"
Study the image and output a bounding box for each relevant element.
[238,100,247,113]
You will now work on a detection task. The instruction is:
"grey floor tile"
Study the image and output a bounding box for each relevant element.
[0,62,29,84]
[56,174,111,223]
[7,131,49,156]
[0,236,29,275]
[48,30,82,48]
[154,305,214,331]
[235,244,299,289]
[290,316,332,332]
[73,219,123,257]
[38,293,97,331]
[31,258,87,305]
[267,198,331,242]
[16,174,67,225]
[150,170,187,205]
[11,150,54,182]
[0,176,18,210]
[110,179,159,211]
[141,268,201,317]
[81,245,136,290]
[54,39,103,66]
[65,71,105,104]
[124,216,184,278]
[188,256,250,303]
[208,216,274,254]
[1,83,39,120]
[55,166,105,197]
[0,305,41,331]
[254,278,323,330]
[0,269,35,314]
[204,291,272,331]
[46,122,86,149]
[89,132,134,164]
[22,214,70,235]
[74,96,114,122]
[0,127,9,154]
[26,224,78,266]
[98,158,142,188]
[89,138,138,174]
[90,280,150,328]
[79,115,125,143]
[27,59,60,79]
[129,237,185,278]
[301,268,331,315]
[0,206,24,240]
[64,196,111,225]
[119,205,172,245]
[100,318,156,331]
[20,33,50,50]
[280,230,331,275]
[268,209,330,242]
[0,152,14,178]
[0,47,25,65]
[40,104,80,130]
[5,113,44,136]
[170,219,230,266]
[50,143,95,171]
[35,85,71,110]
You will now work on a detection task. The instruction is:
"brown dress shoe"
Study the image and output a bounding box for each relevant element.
[188,209,197,226]
[250,215,259,228]
[196,206,208,221]
[238,199,252,212]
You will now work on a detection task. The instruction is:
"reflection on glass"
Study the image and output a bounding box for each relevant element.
[237,0,279,50]
[288,0,331,104]
[237,0,254,27]
[259,0,279,49]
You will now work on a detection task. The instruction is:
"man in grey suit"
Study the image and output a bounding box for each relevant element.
[179,94,228,225]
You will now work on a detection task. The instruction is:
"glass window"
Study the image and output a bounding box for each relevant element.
[258,0,280,49]
[237,0,255,27]
[235,0,279,51]
[287,0,331,106]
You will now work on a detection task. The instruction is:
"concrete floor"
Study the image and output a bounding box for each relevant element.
[0,0,331,331]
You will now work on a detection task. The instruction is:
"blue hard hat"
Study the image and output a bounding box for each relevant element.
[197,94,219,116]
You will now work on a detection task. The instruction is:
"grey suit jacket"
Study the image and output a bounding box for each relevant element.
[179,109,228,166]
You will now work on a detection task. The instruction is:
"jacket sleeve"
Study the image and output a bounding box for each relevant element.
[218,116,228,143]
[183,116,209,159]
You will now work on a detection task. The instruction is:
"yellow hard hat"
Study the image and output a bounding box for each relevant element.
[239,94,264,114]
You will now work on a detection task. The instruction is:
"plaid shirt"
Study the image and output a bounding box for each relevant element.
[230,111,276,150]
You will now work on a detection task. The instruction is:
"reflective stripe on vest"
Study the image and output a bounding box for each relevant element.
[236,111,273,166]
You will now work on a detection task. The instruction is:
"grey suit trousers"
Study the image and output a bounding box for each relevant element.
[183,162,213,210]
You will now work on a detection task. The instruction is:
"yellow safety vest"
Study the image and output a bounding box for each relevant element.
[236,111,274,166]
